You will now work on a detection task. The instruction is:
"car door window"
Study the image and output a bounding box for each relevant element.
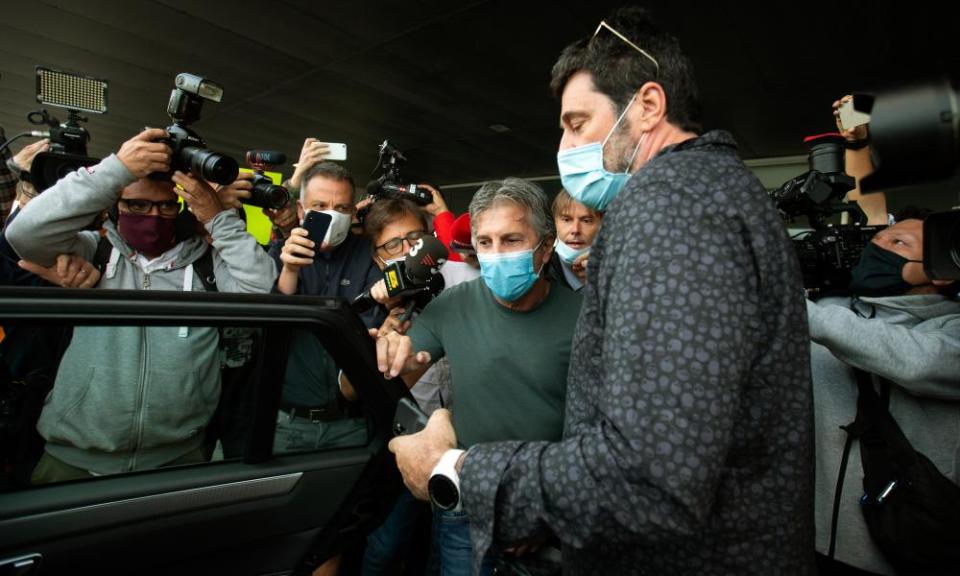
[0,320,369,492]
[272,328,369,456]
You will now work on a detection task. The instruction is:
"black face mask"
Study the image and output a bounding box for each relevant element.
[848,242,923,297]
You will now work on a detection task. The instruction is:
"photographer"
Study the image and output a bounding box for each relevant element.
[5,127,278,483]
[264,138,335,241]
[269,161,383,451]
[272,162,382,311]
[811,213,960,575]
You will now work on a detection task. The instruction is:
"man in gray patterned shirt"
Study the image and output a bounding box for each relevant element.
[385,6,814,575]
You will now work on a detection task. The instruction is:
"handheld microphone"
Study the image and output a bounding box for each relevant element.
[405,236,448,280]
[351,235,449,313]
[244,150,287,166]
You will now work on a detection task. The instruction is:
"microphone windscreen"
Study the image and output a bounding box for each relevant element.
[405,235,449,283]
[245,150,287,165]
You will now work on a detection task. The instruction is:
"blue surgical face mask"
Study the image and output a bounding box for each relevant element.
[554,238,589,264]
[478,243,544,302]
[557,95,644,212]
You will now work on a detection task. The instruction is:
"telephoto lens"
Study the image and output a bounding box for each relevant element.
[181,146,239,186]
[242,173,290,210]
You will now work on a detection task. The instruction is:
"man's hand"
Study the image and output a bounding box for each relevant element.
[172,171,226,224]
[216,173,254,209]
[12,138,51,172]
[376,306,412,338]
[355,197,374,214]
[280,228,316,271]
[289,138,331,189]
[387,409,458,500]
[420,183,448,217]
[833,95,869,143]
[117,128,171,179]
[571,251,589,282]
[370,278,405,309]
[264,202,298,239]
[373,329,431,378]
[19,254,100,288]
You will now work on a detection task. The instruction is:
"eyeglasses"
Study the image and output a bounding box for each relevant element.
[119,198,181,216]
[376,230,426,257]
[593,20,660,77]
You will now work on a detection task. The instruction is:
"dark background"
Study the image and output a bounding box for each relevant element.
[1,0,958,210]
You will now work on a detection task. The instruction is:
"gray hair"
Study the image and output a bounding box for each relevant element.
[468,178,555,243]
[300,161,356,195]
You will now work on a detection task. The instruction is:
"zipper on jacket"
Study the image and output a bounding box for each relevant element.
[130,325,149,471]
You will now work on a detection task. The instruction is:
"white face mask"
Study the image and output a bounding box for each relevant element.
[304,209,352,248]
[553,238,590,264]
[379,255,405,268]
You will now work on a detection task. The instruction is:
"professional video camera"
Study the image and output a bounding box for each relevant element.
[0,67,106,192]
[771,133,882,294]
[365,140,434,206]
[847,79,960,281]
[243,150,290,210]
[353,234,448,319]
[161,73,238,185]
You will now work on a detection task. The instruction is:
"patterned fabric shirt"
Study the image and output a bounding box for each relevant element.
[460,130,815,575]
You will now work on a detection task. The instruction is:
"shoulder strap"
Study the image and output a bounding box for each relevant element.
[193,245,217,293]
[92,235,113,275]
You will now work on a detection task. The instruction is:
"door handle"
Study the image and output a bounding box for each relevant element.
[0,554,42,576]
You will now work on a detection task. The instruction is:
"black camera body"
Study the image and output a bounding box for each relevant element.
[793,225,884,294]
[244,150,290,211]
[771,134,858,228]
[366,140,433,207]
[162,73,238,186]
[772,133,878,294]
[26,109,90,156]
[25,109,99,193]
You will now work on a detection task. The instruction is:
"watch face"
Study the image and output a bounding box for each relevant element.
[428,474,459,511]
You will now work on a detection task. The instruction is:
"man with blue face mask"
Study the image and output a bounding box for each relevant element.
[386,6,814,575]
[547,188,603,291]
[374,177,581,575]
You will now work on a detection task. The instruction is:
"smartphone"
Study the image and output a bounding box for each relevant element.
[839,99,871,131]
[302,210,332,244]
[319,141,347,161]
[393,397,429,437]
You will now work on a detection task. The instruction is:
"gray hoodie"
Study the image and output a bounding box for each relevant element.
[6,154,278,473]
[808,294,960,574]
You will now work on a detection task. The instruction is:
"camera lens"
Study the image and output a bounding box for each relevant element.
[181,146,239,185]
[241,174,290,210]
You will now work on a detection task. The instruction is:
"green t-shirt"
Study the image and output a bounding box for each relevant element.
[408,278,582,447]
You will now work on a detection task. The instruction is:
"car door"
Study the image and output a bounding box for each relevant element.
[0,286,409,576]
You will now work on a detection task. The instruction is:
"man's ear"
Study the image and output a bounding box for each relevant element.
[296,200,305,223]
[633,81,668,133]
[540,234,556,266]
